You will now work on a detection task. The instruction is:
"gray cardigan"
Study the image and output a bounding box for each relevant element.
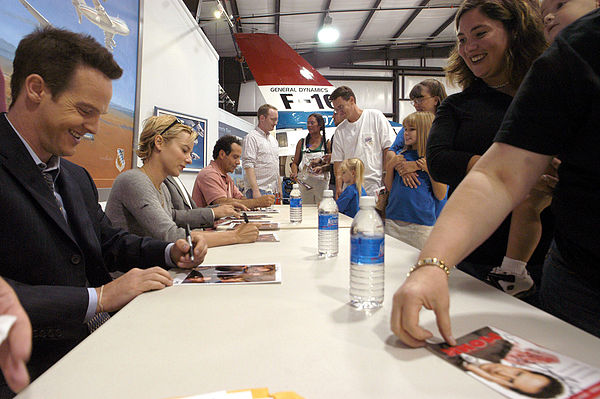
[164,176,214,229]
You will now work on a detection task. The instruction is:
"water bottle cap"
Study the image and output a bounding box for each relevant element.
[292,184,299,189]
[323,189,333,198]
[359,196,376,208]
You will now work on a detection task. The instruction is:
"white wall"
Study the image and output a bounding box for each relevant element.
[138,0,219,193]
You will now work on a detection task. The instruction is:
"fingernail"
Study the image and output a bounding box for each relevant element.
[448,336,457,346]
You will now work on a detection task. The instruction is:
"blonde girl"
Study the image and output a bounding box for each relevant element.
[336,158,366,217]
[384,112,446,249]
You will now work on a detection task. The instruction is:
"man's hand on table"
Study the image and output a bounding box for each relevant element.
[171,233,208,267]
[213,204,240,219]
[97,267,173,313]
[0,278,31,393]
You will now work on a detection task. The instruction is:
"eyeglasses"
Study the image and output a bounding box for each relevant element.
[410,96,433,106]
[159,117,185,135]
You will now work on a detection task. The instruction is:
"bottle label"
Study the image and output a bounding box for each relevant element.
[319,214,338,230]
[351,236,384,264]
[290,197,302,208]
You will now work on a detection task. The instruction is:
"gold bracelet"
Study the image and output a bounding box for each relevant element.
[407,257,450,277]
[98,285,105,313]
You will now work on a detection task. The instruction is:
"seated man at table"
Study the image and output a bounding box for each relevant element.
[0,27,207,394]
[192,135,274,209]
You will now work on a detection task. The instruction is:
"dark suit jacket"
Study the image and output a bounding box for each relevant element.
[0,113,169,382]
[164,176,214,229]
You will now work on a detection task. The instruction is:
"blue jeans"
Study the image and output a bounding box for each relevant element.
[539,241,600,338]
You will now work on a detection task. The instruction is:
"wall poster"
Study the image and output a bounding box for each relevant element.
[0,0,141,188]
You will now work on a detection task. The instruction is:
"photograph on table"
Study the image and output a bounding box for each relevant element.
[218,222,280,231]
[154,106,207,171]
[428,326,600,399]
[256,233,280,242]
[173,263,281,285]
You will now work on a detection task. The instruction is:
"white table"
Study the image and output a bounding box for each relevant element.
[244,205,354,229]
[16,229,600,399]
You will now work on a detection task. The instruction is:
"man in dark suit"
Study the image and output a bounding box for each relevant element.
[0,27,208,395]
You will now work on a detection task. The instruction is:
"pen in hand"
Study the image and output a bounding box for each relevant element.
[242,212,249,223]
[185,224,194,261]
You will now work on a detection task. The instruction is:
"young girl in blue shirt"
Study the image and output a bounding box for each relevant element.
[384,112,447,249]
[336,158,367,218]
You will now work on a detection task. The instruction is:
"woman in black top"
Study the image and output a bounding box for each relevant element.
[426,0,549,287]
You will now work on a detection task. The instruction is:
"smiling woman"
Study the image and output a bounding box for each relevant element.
[424,0,552,289]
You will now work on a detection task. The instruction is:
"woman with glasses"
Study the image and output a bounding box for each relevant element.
[387,79,448,190]
[106,115,258,247]
[290,113,330,204]
[422,0,552,296]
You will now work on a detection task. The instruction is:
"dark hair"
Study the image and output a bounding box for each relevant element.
[330,86,356,102]
[409,79,448,110]
[509,371,564,398]
[445,0,546,90]
[257,104,277,118]
[213,135,242,160]
[305,113,327,152]
[10,26,122,107]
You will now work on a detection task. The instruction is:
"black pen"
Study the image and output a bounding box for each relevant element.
[185,223,194,261]
[242,212,249,223]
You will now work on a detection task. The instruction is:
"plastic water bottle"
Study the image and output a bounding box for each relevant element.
[350,196,385,309]
[318,189,338,257]
[289,183,302,223]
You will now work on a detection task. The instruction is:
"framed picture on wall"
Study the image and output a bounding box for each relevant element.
[0,0,142,189]
[154,107,206,171]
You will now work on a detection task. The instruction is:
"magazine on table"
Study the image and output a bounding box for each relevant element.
[214,214,272,227]
[173,263,281,285]
[217,222,279,231]
[245,207,279,214]
[427,326,600,399]
[256,233,280,242]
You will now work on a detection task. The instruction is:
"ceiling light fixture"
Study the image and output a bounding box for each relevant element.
[318,13,339,43]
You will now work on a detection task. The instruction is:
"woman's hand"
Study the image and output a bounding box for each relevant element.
[416,158,428,173]
[234,223,259,243]
[290,171,298,181]
[398,160,419,175]
[390,265,455,347]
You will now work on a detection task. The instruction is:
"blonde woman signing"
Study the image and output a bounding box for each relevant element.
[106,115,258,247]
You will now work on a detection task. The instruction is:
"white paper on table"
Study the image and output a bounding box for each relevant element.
[0,315,17,345]
[173,391,252,399]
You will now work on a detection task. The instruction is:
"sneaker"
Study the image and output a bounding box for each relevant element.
[486,267,535,298]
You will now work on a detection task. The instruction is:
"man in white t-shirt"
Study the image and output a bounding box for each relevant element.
[330,86,394,197]
[241,104,281,199]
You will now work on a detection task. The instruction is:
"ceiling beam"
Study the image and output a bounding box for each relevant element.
[274,0,281,35]
[229,0,242,33]
[315,0,332,43]
[238,5,455,20]
[428,12,457,40]
[301,45,453,69]
[353,0,382,43]
[390,0,430,42]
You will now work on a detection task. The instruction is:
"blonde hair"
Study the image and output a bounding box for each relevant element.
[402,112,435,157]
[137,115,197,162]
[340,158,365,196]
